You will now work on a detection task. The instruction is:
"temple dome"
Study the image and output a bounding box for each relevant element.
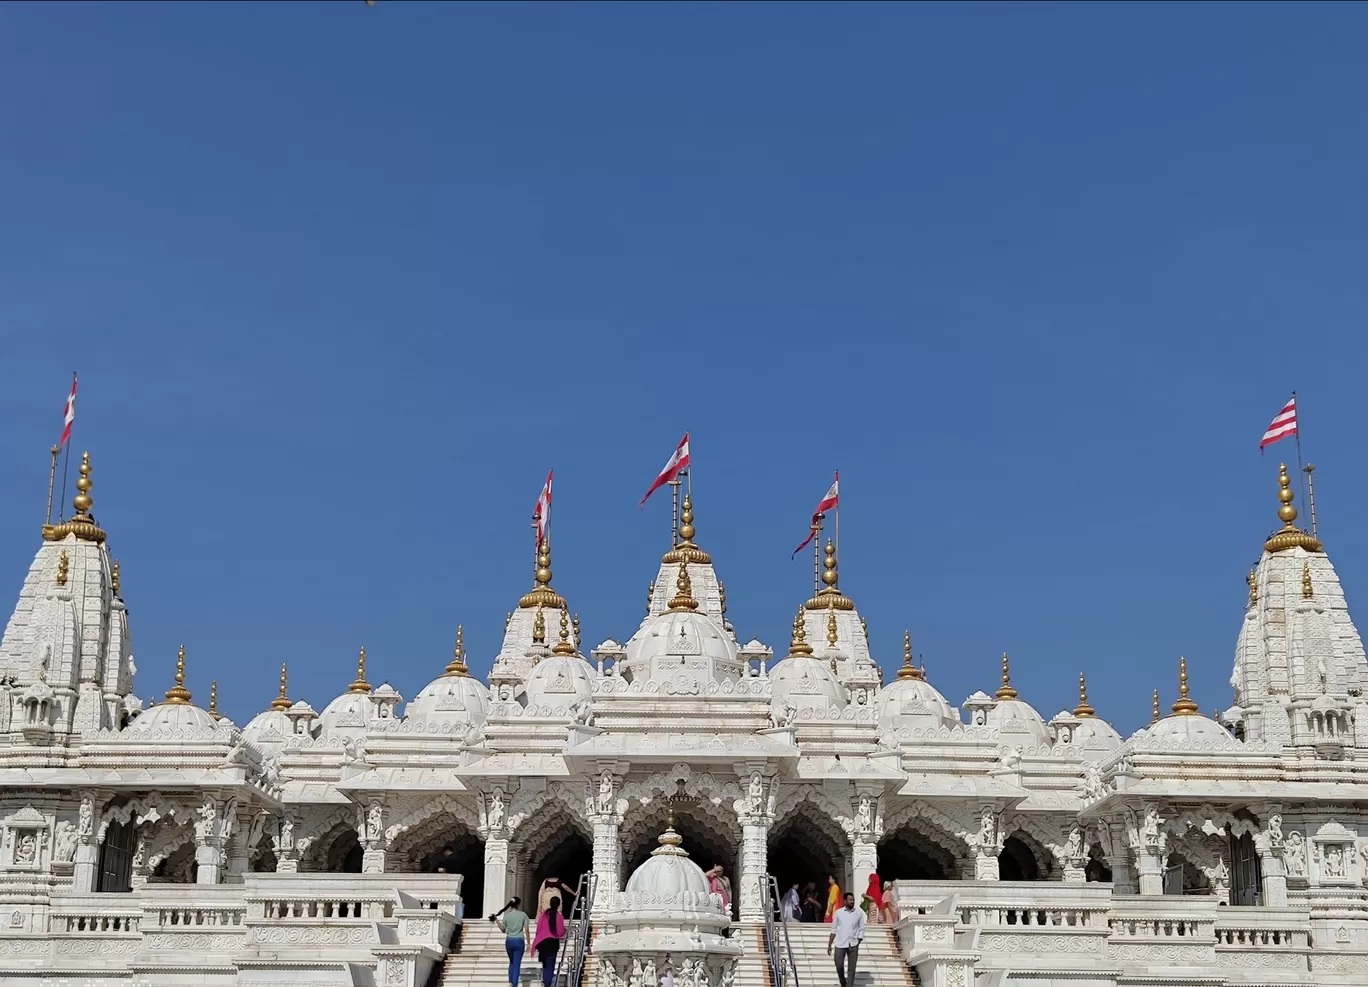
[242,708,292,748]
[770,655,846,716]
[318,648,379,737]
[408,673,491,728]
[1143,713,1233,748]
[524,652,595,711]
[623,563,742,689]
[128,700,217,734]
[624,824,711,897]
[988,697,1052,747]
[1072,715,1123,758]
[878,635,958,731]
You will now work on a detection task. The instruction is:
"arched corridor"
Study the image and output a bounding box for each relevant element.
[621,800,738,912]
[519,807,593,915]
[389,807,486,910]
[878,823,960,881]
[998,833,1051,882]
[768,802,847,896]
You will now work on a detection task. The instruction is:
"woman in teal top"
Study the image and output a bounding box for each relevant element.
[492,897,529,987]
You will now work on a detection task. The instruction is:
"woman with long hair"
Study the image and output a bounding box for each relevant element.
[490,896,529,987]
[532,895,565,987]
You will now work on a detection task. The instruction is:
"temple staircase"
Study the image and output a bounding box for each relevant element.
[438,919,591,987]
[776,922,918,987]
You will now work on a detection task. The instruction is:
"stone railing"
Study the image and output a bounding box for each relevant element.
[137,884,248,961]
[1106,897,1216,967]
[44,892,144,966]
[892,880,1114,928]
[1213,906,1312,975]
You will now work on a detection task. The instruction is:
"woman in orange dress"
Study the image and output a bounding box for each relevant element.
[823,874,841,922]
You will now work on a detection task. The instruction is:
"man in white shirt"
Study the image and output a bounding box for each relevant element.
[826,891,865,987]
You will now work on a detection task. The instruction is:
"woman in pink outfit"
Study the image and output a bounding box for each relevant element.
[705,864,732,913]
[531,896,565,987]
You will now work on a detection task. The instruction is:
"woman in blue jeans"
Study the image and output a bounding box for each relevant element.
[492,897,529,987]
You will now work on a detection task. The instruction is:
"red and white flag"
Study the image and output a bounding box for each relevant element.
[58,374,77,448]
[639,432,690,507]
[792,471,839,558]
[533,470,553,548]
[1259,394,1297,452]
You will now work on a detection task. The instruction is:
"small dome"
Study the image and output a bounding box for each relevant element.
[318,691,375,737]
[407,673,491,729]
[878,675,959,732]
[623,609,743,688]
[770,655,846,717]
[242,708,293,748]
[1072,716,1123,759]
[624,825,711,897]
[1143,713,1235,748]
[524,654,595,711]
[987,698,1052,748]
[127,701,218,734]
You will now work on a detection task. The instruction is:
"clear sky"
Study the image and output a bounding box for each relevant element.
[1,2,1365,733]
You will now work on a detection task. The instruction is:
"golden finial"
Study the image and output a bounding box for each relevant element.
[861,616,869,641]
[1074,673,1095,718]
[826,608,838,646]
[444,626,469,677]
[111,559,120,596]
[73,451,93,515]
[897,631,920,680]
[1264,462,1322,553]
[787,610,814,657]
[573,613,581,648]
[208,680,220,720]
[532,608,546,644]
[518,542,566,609]
[56,550,68,587]
[1301,562,1313,600]
[661,494,712,565]
[995,652,1018,701]
[1150,689,1160,724]
[1171,656,1198,716]
[718,582,727,615]
[163,645,192,705]
[270,664,292,711]
[553,607,577,655]
[347,647,372,694]
[646,581,655,615]
[667,561,699,611]
[1247,568,1258,607]
[805,540,853,611]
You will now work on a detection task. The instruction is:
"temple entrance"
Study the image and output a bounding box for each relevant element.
[419,834,485,912]
[388,807,485,913]
[97,819,135,893]
[769,803,846,901]
[1085,844,1113,883]
[622,800,739,914]
[526,830,593,916]
[1229,833,1261,906]
[878,824,959,881]
[998,833,1050,882]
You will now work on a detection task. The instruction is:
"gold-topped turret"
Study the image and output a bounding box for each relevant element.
[1170,656,1199,716]
[994,653,1018,701]
[645,581,655,615]
[56,551,68,587]
[111,559,121,597]
[826,609,838,646]
[553,608,578,655]
[42,451,106,543]
[270,664,292,711]
[519,543,566,610]
[573,613,581,649]
[1264,462,1322,554]
[163,645,192,706]
[1247,568,1258,607]
[897,631,922,680]
[1074,673,1095,718]
[1302,562,1314,600]
[667,561,699,612]
[787,609,814,658]
[1151,690,1160,724]
[347,647,372,695]
[532,608,546,645]
[805,540,854,611]
[444,626,470,677]
[208,680,221,720]
[661,494,712,565]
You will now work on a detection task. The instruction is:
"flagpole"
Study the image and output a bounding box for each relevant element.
[812,514,824,592]
[44,446,59,527]
[1304,464,1318,540]
[58,443,71,522]
[834,470,840,559]
[1292,390,1307,517]
[669,478,681,547]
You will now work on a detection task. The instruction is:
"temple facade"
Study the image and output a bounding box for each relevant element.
[1,453,1367,987]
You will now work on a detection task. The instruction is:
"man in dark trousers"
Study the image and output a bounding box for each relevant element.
[826,891,865,987]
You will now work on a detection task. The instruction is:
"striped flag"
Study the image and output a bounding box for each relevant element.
[58,374,77,448]
[792,472,839,558]
[1259,394,1297,452]
[639,433,690,507]
[533,470,552,548]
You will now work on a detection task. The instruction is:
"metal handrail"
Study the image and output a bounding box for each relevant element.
[759,875,799,987]
[551,871,598,987]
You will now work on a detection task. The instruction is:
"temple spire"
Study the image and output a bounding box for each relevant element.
[1151,690,1160,724]
[667,561,699,612]
[270,664,292,711]
[1264,462,1321,553]
[208,680,221,720]
[519,541,566,609]
[662,494,712,565]
[444,626,470,677]
[787,608,814,657]
[163,645,192,706]
[897,631,922,680]
[805,539,854,611]
[1247,568,1258,607]
[994,652,1018,701]
[1170,656,1198,716]
[42,450,106,544]
[348,647,372,695]
[1074,673,1095,718]
[1302,562,1314,600]
[553,607,577,655]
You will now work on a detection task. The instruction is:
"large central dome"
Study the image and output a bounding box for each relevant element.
[621,562,743,691]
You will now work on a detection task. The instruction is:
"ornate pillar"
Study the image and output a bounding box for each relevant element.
[193,797,231,884]
[1059,823,1088,884]
[972,806,1003,881]
[848,792,879,903]
[1256,811,1289,907]
[735,772,773,922]
[361,799,388,874]
[1127,804,1167,896]
[588,772,623,916]
[274,814,299,873]
[225,808,252,880]
[480,788,510,916]
[71,793,99,893]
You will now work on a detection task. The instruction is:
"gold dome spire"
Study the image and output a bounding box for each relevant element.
[1264,462,1322,553]
[645,581,655,615]
[787,609,814,657]
[532,608,546,644]
[994,652,1017,701]
[270,664,292,711]
[718,582,727,616]
[518,543,567,610]
[667,561,699,612]
[805,540,854,611]
[1170,656,1198,716]
[661,494,712,565]
[55,551,68,587]
[553,607,578,655]
[163,645,192,706]
[42,451,106,544]
[826,609,838,646]
[1247,568,1258,607]
[1301,562,1314,600]
[1073,673,1095,718]
[208,680,220,720]
[444,626,470,677]
[348,647,372,694]
[897,631,922,680]
[111,559,121,597]
[573,613,581,649]
[1151,689,1160,724]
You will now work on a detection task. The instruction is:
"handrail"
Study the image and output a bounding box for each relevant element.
[552,871,598,987]
[759,875,798,987]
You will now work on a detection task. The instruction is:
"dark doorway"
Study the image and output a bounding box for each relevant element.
[529,830,593,916]
[998,835,1041,881]
[769,813,843,901]
[424,833,485,914]
[97,819,135,893]
[1085,844,1113,883]
[878,828,957,881]
[1229,833,1261,906]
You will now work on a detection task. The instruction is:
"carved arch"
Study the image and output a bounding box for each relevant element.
[882,801,973,851]
[771,786,856,838]
[618,764,744,814]
[386,794,481,846]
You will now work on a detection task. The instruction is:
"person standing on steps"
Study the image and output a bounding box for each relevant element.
[532,895,565,987]
[826,891,865,987]
[823,874,841,922]
[538,876,578,916]
[491,896,529,987]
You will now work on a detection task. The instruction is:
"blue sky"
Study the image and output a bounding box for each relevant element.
[1,2,1365,732]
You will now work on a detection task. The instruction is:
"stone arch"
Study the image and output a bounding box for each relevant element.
[769,798,849,897]
[620,798,739,907]
[999,831,1052,882]
[517,803,593,914]
[389,798,485,906]
[304,821,362,874]
[152,840,196,884]
[879,816,960,881]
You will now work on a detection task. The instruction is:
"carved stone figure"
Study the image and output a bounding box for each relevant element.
[53,820,77,863]
[771,700,796,729]
[1325,844,1347,879]
[1082,762,1105,801]
[1285,832,1306,877]
[367,802,384,843]
[1268,811,1284,844]
[1064,825,1083,862]
[14,833,36,865]
[194,800,217,845]
[571,697,595,727]
[487,790,506,832]
[77,796,94,838]
[1000,747,1022,770]
[597,773,615,816]
[854,796,872,836]
[747,774,764,815]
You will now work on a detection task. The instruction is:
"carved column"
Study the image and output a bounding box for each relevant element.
[481,788,511,916]
[973,806,1003,881]
[71,793,99,893]
[589,773,622,916]
[1256,830,1289,907]
[361,799,388,874]
[225,808,252,880]
[848,792,879,904]
[1127,804,1167,896]
[735,773,773,922]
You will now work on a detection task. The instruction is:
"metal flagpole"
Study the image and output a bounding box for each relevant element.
[44,446,59,527]
[1292,390,1307,518]
[1304,464,1318,540]
[58,444,71,522]
[669,478,681,547]
[812,514,824,591]
[834,470,840,559]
